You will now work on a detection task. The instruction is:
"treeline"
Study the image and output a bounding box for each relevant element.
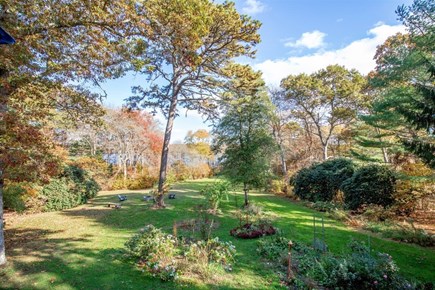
[3,106,216,212]
[212,0,434,220]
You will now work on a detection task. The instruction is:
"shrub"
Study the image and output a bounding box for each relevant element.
[291,240,417,290]
[342,165,396,210]
[170,160,191,181]
[190,163,212,179]
[125,225,237,281]
[310,201,341,213]
[42,165,101,211]
[257,231,290,260]
[293,158,355,202]
[392,162,434,216]
[201,181,231,212]
[184,238,236,271]
[231,204,276,239]
[125,225,178,281]
[364,222,435,247]
[3,183,27,212]
[69,156,109,189]
[267,178,288,195]
[362,204,395,222]
[127,175,158,190]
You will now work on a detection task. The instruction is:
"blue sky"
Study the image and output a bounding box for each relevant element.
[101,0,411,143]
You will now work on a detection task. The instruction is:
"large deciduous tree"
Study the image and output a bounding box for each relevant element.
[281,65,367,160]
[212,64,276,206]
[0,0,141,266]
[126,0,261,207]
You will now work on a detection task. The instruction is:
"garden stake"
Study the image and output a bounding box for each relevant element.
[322,216,325,252]
[287,241,294,280]
[313,215,316,248]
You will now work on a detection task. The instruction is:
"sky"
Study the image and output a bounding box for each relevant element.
[100,0,412,143]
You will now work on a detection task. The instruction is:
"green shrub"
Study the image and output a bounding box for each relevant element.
[125,225,178,281]
[201,181,231,212]
[125,225,237,281]
[3,183,27,212]
[364,222,435,247]
[293,158,355,202]
[310,201,341,213]
[42,179,82,211]
[257,231,290,260]
[342,165,396,210]
[291,240,417,290]
[184,237,236,271]
[69,156,109,189]
[42,165,101,211]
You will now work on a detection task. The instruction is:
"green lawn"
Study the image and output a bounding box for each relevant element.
[1,179,434,289]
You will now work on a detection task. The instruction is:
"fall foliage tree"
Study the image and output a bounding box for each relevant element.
[101,109,162,181]
[125,0,261,207]
[0,0,143,265]
[281,65,367,160]
[184,129,212,159]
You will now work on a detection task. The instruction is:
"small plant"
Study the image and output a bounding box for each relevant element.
[184,237,236,271]
[310,201,341,213]
[257,231,290,260]
[363,221,435,247]
[230,204,276,239]
[125,225,237,282]
[293,240,416,289]
[362,204,395,222]
[125,225,178,281]
[200,181,231,212]
[194,204,216,241]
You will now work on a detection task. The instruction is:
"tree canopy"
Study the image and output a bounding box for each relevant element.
[125,0,261,207]
[213,64,276,206]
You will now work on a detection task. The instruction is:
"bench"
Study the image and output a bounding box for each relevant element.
[118,194,127,202]
[168,193,176,199]
[107,203,121,209]
[143,195,154,202]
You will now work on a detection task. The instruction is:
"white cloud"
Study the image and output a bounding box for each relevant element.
[242,0,265,15]
[285,30,327,49]
[255,23,406,85]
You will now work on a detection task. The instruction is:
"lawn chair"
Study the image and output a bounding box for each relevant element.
[118,194,127,202]
[143,195,153,201]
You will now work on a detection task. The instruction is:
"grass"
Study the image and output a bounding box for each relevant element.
[1,178,434,289]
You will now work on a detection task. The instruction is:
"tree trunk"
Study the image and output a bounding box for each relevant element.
[279,146,287,176]
[322,144,328,160]
[156,97,178,207]
[381,147,389,164]
[0,69,7,266]
[123,159,127,181]
[375,128,389,163]
[0,171,6,266]
[243,182,249,206]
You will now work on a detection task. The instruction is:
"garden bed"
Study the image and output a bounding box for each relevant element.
[230,223,276,239]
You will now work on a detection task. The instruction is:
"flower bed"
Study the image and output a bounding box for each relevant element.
[230,223,276,239]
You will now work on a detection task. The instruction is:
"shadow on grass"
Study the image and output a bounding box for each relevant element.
[3,180,434,288]
[3,227,214,290]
